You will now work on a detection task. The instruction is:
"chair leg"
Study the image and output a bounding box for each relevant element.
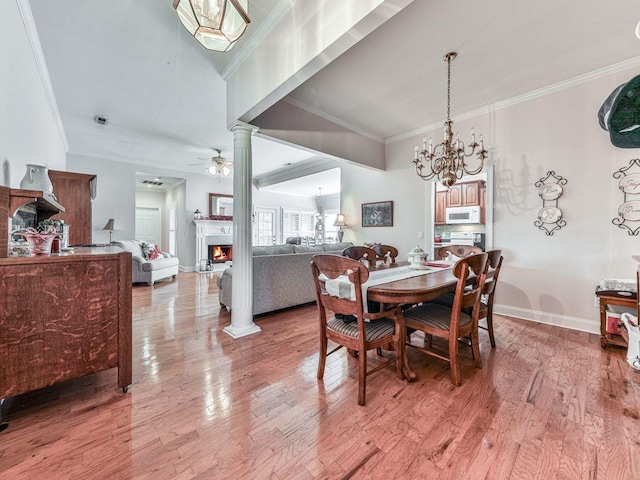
[358,348,367,406]
[449,335,461,387]
[471,328,482,369]
[487,306,496,348]
[317,334,327,380]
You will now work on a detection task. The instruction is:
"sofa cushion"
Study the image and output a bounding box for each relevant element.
[322,242,353,253]
[141,256,180,272]
[293,245,324,253]
[114,240,144,257]
[253,244,295,256]
[141,242,162,260]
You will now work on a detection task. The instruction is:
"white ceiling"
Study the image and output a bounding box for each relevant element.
[30,0,640,196]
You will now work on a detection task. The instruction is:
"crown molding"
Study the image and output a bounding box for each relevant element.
[387,55,640,144]
[283,97,385,144]
[16,0,69,152]
[221,0,295,81]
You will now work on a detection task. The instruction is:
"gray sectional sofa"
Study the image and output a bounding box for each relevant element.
[217,242,353,315]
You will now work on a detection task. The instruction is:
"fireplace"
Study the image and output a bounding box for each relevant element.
[208,244,232,263]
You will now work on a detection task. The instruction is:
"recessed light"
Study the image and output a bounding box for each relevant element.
[283,162,293,167]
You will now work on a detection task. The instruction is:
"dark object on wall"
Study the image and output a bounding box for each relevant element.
[598,74,640,148]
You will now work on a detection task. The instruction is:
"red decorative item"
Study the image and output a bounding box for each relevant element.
[18,227,57,255]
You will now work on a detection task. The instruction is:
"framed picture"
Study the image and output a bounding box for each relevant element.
[362,201,394,227]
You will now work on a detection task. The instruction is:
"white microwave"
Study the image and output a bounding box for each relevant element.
[445,206,481,224]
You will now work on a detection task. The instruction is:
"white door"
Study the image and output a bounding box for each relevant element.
[254,207,277,246]
[135,207,161,245]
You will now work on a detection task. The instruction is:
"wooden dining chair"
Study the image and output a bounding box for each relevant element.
[342,246,377,268]
[436,244,482,260]
[310,255,404,405]
[403,253,488,386]
[372,244,399,265]
[430,250,504,348]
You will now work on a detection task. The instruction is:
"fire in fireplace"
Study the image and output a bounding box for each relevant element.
[208,244,232,263]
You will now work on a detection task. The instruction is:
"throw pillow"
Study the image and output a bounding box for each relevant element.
[142,242,162,260]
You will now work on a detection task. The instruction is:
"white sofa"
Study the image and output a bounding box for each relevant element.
[113,240,179,285]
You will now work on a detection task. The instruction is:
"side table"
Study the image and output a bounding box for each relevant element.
[595,289,637,349]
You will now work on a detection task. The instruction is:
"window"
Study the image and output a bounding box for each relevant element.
[282,208,316,241]
[323,213,339,243]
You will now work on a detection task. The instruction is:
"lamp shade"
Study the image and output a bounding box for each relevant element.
[102,219,123,231]
[333,214,347,227]
[173,0,250,52]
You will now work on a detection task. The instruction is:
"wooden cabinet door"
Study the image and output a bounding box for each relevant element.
[435,192,447,224]
[480,183,487,224]
[462,182,480,205]
[448,185,462,207]
[49,170,96,245]
[0,265,45,397]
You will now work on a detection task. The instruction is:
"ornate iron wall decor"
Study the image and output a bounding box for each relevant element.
[534,171,567,236]
[612,158,640,235]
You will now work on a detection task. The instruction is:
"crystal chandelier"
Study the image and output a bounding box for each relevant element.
[413,52,487,188]
[208,150,233,176]
[173,0,250,52]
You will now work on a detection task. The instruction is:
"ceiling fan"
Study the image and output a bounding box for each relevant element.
[190,149,233,176]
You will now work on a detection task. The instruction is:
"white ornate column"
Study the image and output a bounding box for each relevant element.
[223,122,261,338]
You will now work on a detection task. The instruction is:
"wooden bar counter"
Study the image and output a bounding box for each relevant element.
[0,247,132,398]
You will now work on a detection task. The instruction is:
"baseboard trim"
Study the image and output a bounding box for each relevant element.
[179,265,195,273]
[493,304,600,335]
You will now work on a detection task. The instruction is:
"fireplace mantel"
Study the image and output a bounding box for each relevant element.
[194,219,233,271]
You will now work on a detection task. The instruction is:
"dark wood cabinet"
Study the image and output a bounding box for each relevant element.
[480,182,487,225]
[462,182,480,206]
[0,249,132,398]
[435,191,447,224]
[49,170,96,246]
[447,184,462,207]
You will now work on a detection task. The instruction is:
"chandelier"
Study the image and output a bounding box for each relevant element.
[208,150,233,176]
[173,0,250,52]
[413,52,487,188]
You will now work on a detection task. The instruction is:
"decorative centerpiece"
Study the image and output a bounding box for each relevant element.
[18,226,58,255]
[408,245,429,269]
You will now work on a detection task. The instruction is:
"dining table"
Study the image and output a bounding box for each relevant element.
[365,260,463,381]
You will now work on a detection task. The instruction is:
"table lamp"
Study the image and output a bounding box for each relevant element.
[102,218,123,244]
[333,214,347,242]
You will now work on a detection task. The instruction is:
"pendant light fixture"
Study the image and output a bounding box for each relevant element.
[173,0,250,52]
[208,149,233,176]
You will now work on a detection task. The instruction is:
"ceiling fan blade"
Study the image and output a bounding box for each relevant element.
[188,162,205,166]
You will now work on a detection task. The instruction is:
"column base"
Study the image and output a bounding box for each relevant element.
[223,322,261,338]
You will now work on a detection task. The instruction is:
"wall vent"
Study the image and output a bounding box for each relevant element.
[141,179,165,186]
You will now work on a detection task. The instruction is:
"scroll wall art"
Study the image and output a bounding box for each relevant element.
[534,171,567,236]
[612,158,640,236]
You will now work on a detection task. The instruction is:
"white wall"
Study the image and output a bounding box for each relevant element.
[342,65,640,334]
[0,0,66,188]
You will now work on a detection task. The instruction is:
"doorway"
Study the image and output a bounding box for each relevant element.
[135,207,161,245]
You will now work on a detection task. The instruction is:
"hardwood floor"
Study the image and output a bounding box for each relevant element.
[1,272,639,479]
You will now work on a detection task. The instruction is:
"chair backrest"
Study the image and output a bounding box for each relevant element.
[450,253,488,327]
[483,249,503,296]
[342,246,377,267]
[372,244,398,264]
[310,255,369,318]
[436,245,482,260]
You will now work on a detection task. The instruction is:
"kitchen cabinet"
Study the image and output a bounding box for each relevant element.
[448,184,463,207]
[462,182,480,206]
[480,182,487,225]
[49,170,96,246]
[435,191,447,224]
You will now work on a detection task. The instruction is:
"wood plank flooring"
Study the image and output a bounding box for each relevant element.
[1,272,639,479]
